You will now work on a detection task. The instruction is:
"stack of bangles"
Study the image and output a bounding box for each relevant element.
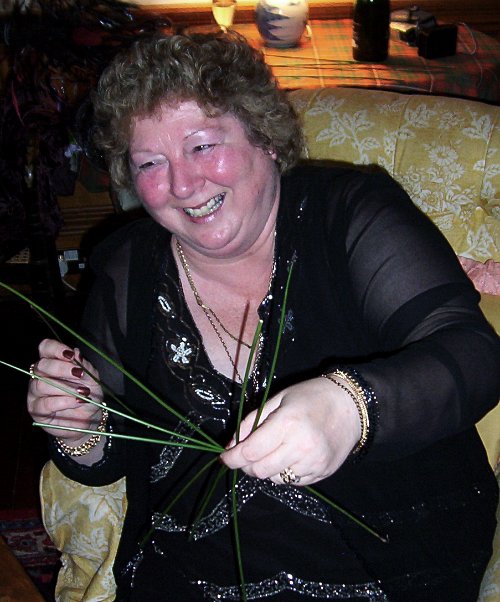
[56,406,109,457]
[322,369,371,456]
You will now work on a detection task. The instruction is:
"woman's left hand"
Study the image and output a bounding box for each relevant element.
[220,377,361,486]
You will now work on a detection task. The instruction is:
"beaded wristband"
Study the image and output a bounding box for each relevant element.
[56,407,109,457]
[331,368,377,455]
[322,371,370,456]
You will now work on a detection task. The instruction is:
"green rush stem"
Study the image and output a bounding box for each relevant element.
[232,468,247,602]
[0,282,218,450]
[189,463,229,540]
[229,265,294,601]
[235,320,263,445]
[252,262,294,431]
[305,486,389,544]
[72,357,136,416]
[27,307,136,416]
[33,423,221,453]
[3,362,222,453]
[139,455,220,547]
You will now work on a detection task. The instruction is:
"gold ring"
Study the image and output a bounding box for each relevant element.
[279,467,300,485]
[29,363,36,379]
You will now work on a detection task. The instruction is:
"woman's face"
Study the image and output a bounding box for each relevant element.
[129,101,280,259]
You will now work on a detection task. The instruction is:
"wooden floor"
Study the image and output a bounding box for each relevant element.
[0,537,45,601]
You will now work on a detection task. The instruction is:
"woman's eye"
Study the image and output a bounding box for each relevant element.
[193,143,215,153]
[138,160,156,170]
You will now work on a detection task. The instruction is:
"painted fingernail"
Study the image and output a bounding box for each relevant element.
[62,349,75,360]
[71,367,84,378]
[76,386,90,399]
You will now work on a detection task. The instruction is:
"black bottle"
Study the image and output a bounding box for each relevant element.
[352,0,390,62]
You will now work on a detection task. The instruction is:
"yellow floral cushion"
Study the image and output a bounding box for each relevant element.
[289,88,500,263]
[40,461,127,601]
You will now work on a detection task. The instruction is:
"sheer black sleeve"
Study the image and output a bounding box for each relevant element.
[331,171,500,460]
[49,221,148,485]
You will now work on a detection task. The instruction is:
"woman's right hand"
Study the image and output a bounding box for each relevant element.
[27,339,105,449]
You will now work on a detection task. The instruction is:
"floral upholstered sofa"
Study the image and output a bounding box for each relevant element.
[41,87,500,601]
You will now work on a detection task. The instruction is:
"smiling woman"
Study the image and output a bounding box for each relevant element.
[27,30,500,602]
[128,101,279,261]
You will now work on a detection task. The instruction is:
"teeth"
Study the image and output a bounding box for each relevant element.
[184,193,225,217]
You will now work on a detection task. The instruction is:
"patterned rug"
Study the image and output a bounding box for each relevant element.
[0,508,60,601]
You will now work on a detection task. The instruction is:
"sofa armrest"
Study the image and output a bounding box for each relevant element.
[40,461,127,602]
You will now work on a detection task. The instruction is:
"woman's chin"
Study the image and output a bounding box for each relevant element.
[176,230,232,251]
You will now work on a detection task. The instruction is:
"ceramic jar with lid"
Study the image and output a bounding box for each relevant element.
[255,0,308,48]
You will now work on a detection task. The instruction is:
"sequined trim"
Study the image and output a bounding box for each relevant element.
[150,420,197,483]
[156,279,239,428]
[151,511,185,533]
[122,549,144,589]
[195,571,388,600]
[169,336,194,365]
[152,474,334,540]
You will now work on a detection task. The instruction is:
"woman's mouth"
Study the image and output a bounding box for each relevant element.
[183,193,225,218]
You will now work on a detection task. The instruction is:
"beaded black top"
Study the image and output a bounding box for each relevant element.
[52,165,499,601]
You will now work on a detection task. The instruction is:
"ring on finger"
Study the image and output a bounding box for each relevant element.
[29,363,37,379]
[279,467,301,485]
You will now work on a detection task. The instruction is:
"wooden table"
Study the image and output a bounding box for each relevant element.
[231,19,500,103]
[0,536,45,601]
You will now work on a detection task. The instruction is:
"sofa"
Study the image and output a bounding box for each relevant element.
[40,86,500,601]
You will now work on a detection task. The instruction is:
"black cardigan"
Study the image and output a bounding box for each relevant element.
[51,165,500,601]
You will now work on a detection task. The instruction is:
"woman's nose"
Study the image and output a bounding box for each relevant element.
[169,159,203,199]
